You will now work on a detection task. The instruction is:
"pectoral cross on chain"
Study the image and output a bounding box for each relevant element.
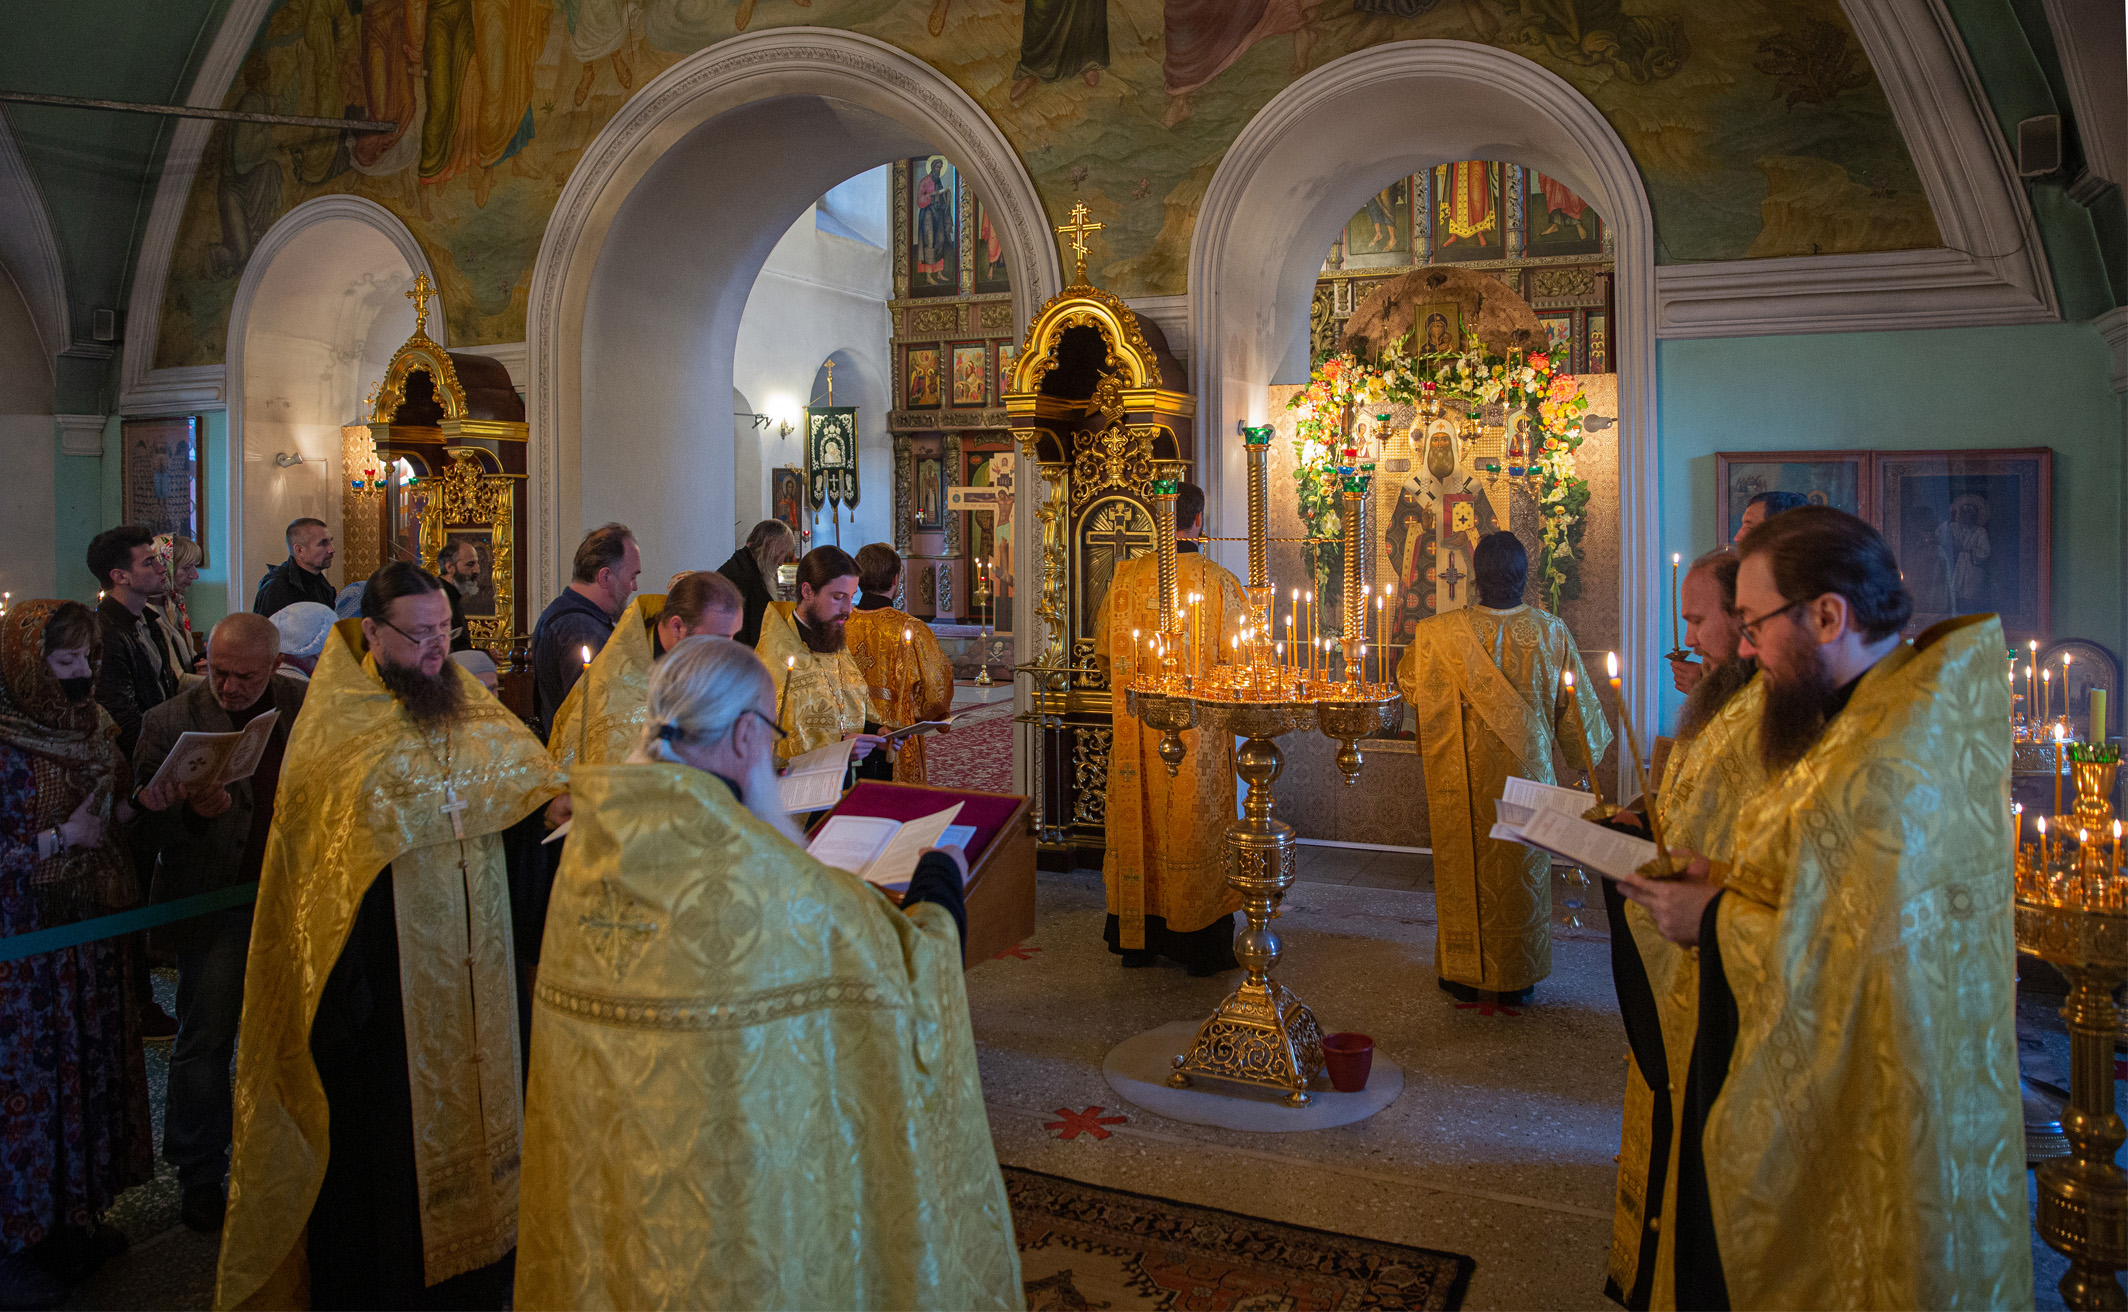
[441,782,469,840]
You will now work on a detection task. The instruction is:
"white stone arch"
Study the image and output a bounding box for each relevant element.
[225,195,439,614]
[525,27,1062,626]
[1188,39,1661,732]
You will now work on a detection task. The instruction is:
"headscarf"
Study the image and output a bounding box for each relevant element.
[270,601,337,659]
[150,533,193,637]
[0,600,134,918]
[334,582,367,620]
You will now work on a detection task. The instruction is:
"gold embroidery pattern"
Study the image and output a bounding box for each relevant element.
[535,975,898,1032]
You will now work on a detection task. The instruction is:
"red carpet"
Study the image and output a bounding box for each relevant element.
[925,702,1015,793]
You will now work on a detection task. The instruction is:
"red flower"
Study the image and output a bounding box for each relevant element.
[1530,352,1551,370]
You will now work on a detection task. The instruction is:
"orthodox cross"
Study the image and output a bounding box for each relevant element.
[406,271,434,337]
[1440,555,1467,601]
[1055,201,1105,282]
[440,781,469,840]
[579,883,660,978]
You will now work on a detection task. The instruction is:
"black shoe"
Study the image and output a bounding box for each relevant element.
[137,1002,177,1041]
[181,1185,225,1233]
[1186,958,1235,978]
[1437,976,1485,1003]
[1118,950,1157,968]
[1497,985,1534,1007]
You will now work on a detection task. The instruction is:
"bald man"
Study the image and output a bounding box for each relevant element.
[132,613,309,1233]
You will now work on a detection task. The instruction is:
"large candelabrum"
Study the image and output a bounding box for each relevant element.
[1126,422,1401,1106]
[2015,743,2128,1309]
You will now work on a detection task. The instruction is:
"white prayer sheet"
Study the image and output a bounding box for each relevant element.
[1491,804,1658,882]
[1501,775,1597,817]
[146,710,280,794]
[778,738,859,813]
[806,804,966,889]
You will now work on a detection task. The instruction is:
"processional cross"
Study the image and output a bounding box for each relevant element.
[1055,201,1105,282]
[406,272,434,338]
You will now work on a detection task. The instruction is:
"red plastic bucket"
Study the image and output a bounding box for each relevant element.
[1321,1032,1375,1093]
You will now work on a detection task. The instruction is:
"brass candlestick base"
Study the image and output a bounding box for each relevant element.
[1169,703,1326,1105]
[2018,899,2128,1310]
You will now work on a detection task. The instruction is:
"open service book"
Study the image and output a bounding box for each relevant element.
[778,739,858,813]
[877,707,987,746]
[807,803,976,890]
[145,710,280,794]
[1489,775,1657,882]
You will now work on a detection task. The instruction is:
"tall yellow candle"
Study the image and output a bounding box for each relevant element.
[2093,688,2109,742]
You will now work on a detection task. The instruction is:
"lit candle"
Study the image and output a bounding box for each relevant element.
[1564,667,1605,814]
[1374,595,1385,686]
[1670,552,1682,653]
[2055,720,2067,817]
[578,645,595,761]
[2113,818,2121,876]
[1606,650,1647,805]
[1360,642,1369,689]
[1305,591,1315,676]
[778,654,796,728]
[2043,667,2052,723]
[2064,652,2075,733]
[2038,815,2049,868]
[2030,639,2040,719]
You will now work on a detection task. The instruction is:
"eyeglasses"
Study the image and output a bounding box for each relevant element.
[378,618,452,647]
[743,709,786,741]
[1736,598,1802,647]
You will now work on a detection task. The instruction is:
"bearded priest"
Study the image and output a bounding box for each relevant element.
[1616,508,2028,1310]
[547,570,744,769]
[215,562,567,1311]
[846,543,954,783]
[516,637,1021,1310]
[756,545,887,781]
[1398,531,1610,1005]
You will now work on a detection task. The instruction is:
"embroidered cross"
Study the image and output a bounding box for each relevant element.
[1045,1106,1128,1140]
[579,883,660,979]
[1439,555,1466,601]
[440,783,469,840]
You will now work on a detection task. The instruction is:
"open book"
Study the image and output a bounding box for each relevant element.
[807,804,974,890]
[145,710,280,794]
[878,708,986,746]
[1489,790,1656,883]
[779,739,858,813]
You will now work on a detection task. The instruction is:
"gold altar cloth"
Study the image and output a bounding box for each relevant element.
[846,603,953,783]
[216,620,563,1309]
[757,601,870,763]
[515,763,1023,1311]
[1398,604,1608,990]
[546,593,664,769]
[1707,616,2029,1310]
[1606,675,1764,1309]
[1091,550,1246,948]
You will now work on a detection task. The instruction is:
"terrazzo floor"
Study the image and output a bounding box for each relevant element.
[21,848,2081,1310]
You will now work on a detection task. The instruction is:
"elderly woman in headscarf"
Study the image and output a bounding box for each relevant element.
[147,533,203,678]
[0,601,181,1289]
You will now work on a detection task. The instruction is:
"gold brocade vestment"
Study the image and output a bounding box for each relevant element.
[1705,617,2029,1310]
[1397,604,1609,991]
[516,764,1024,1311]
[845,602,953,783]
[1604,675,1764,1311]
[215,621,564,1310]
[756,601,870,763]
[1091,550,1246,949]
[546,593,664,768]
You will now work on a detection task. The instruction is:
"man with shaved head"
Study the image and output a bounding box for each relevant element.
[132,611,309,1233]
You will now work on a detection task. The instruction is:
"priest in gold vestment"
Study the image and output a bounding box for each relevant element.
[517,638,1021,1310]
[1090,483,1246,974]
[216,564,566,1310]
[546,571,743,769]
[1398,532,1609,1003]
[1618,508,2029,1310]
[846,544,954,783]
[1602,549,1766,1310]
[756,545,888,780]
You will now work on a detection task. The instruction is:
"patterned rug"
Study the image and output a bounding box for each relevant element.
[1007,1166,1474,1310]
[924,701,1016,793]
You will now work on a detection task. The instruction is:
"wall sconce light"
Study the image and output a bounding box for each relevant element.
[274,452,305,468]
[764,394,802,439]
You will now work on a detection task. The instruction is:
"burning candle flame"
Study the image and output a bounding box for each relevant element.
[1606,650,1619,680]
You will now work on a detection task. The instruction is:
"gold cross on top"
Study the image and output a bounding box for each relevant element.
[1055,201,1105,283]
[406,271,434,337]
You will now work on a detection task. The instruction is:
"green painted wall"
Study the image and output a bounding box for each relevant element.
[52,423,106,605]
[1657,322,2125,727]
[52,410,231,636]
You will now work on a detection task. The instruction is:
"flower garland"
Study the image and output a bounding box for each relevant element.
[1286,338,1592,610]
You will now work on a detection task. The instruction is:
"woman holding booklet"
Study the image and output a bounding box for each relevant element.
[517,636,1022,1310]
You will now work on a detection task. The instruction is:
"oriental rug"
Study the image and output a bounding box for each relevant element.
[1006,1166,1474,1310]
[923,701,1015,793]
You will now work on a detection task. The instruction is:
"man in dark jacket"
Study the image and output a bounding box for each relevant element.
[132,613,306,1233]
[253,518,337,617]
[88,525,180,760]
[716,518,797,649]
[531,522,640,737]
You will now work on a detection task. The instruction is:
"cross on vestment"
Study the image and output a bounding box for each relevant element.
[441,782,469,840]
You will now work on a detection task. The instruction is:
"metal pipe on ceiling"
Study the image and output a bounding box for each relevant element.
[0,89,394,133]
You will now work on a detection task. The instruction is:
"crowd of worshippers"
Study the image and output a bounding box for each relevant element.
[1,490,2033,1310]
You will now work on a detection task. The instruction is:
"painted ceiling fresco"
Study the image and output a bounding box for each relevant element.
[155,0,1939,368]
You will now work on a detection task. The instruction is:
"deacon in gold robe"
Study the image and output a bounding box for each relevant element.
[847,543,954,783]
[516,637,1022,1310]
[216,563,566,1311]
[756,545,888,780]
[1090,482,1247,974]
[546,571,744,769]
[1397,531,1610,1003]
[1602,548,1766,1311]
[1617,508,2029,1311]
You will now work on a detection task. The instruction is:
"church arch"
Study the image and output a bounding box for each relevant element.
[1188,39,1660,731]
[525,27,1062,633]
[225,195,438,614]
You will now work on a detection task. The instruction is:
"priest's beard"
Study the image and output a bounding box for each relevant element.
[377,654,466,727]
[738,749,808,845]
[1758,632,1834,774]
[796,613,845,654]
[1676,656,1758,741]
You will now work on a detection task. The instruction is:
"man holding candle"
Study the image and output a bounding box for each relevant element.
[755,546,888,779]
[845,544,954,784]
[530,523,641,739]
[1614,507,2027,1310]
[546,570,744,770]
[1397,531,1610,1005]
[1091,482,1248,975]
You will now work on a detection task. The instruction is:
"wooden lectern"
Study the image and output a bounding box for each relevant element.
[817,781,1035,969]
